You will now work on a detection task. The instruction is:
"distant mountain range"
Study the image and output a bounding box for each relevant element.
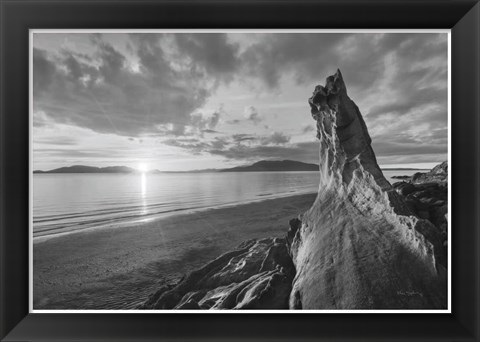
[220,160,319,172]
[33,160,423,174]
[34,160,320,174]
[33,165,138,174]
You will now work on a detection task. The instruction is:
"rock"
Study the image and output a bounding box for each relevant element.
[289,70,447,309]
[286,218,302,250]
[392,175,412,180]
[140,238,295,310]
[176,299,202,310]
[417,210,430,220]
[392,165,448,229]
[394,182,417,196]
[391,162,449,258]
[412,172,426,182]
[412,161,447,184]
[138,283,175,309]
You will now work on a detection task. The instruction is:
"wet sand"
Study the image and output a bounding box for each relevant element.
[33,193,316,310]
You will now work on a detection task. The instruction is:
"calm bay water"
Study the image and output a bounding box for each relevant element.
[33,170,423,240]
[33,172,320,239]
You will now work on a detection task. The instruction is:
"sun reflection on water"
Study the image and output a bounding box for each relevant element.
[141,173,147,215]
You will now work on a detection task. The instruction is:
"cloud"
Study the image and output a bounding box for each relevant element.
[261,132,290,145]
[210,137,229,149]
[208,141,319,163]
[33,33,240,137]
[159,129,314,163]
[162,138,210,155]
[227,119,241,125]
[33,49,57,95]
[207,111,221,129]
[33,32,448,167]
[244,106,262,124]
[232,134,257,143]
[34,136,78,146]
[239,33,447,94]
[240,33,350,88]
[238,33,447,152]
[238,33,447,165]
[189,110,223,135]
[372,140,446,156]
[377,153,447,166]
[173,33,239,82]
[302,125,315,134]
[158,123,188,136]
[32,110,52,128]
[202,129,220,134]
[33,148,126,159]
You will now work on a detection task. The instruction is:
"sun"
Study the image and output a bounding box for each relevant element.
[138,163,148,173]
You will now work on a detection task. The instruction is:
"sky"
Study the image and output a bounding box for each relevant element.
[32,31,448,171]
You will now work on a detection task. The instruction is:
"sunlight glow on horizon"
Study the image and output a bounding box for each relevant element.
[138,163,148,173]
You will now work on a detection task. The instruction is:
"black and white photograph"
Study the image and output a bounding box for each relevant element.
[31,30,450,311]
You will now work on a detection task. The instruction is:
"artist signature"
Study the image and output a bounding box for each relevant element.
[397,290,423,297]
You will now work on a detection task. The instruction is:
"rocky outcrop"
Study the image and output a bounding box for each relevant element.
[140,238,295,309]
[412,161,448,184]
[392,161,448,261]
[392,162,448,185]
[288,70,447,309]
[140,70,447,310]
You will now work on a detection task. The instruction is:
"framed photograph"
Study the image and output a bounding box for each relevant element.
[1,0,479,341]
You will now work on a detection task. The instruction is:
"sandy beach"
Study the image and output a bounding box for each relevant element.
[33,193,316,310]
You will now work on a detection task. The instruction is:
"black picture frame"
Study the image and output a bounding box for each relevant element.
[1,0,479,341]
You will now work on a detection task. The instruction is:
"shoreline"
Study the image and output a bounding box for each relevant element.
[33,190,317,243]
[33,192,317,310]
